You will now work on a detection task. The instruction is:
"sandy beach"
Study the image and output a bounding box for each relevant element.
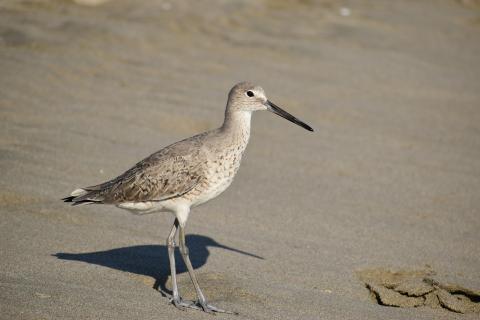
[1,0,479,319]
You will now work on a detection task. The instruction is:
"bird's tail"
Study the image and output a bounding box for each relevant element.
[62,188,103,206]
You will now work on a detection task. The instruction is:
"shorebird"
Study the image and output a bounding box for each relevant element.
[63,82,313,314]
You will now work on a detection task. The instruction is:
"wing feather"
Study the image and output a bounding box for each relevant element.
[69,134,208,205]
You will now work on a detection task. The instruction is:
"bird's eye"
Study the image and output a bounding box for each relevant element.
[246,90,254,97]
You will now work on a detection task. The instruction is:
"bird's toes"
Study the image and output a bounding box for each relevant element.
[171,298,200,311]
[200,302,238,315]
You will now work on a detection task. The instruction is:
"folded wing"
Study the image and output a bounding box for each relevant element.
[63,143,205,205]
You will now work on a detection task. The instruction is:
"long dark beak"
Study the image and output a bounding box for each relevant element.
[266,100,314,132]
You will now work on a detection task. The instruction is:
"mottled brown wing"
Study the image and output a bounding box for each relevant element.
[76,138,207,204]
[62,129,216,206]
[107,157,202,203]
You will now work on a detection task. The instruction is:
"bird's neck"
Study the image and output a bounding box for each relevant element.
[221,110,252,147]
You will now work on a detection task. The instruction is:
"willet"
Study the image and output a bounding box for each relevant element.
[63,82,313,314]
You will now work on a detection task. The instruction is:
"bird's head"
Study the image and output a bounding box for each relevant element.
[227,81,314,132]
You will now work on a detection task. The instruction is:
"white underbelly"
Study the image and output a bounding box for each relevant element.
[116,198,188,215]
[117,201,162,214]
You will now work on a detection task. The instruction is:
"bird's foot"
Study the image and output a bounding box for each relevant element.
[170,297,237,315]
[170,297,201,311]
[198,301,238,315]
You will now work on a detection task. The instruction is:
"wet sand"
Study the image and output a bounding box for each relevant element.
[1,0,479,319]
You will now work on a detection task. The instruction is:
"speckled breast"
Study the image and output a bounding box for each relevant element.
[187,148,244,207]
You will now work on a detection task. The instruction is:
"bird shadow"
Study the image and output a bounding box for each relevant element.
[53,234,263,297]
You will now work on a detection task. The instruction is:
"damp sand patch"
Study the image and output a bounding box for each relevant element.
[357,268,480,314]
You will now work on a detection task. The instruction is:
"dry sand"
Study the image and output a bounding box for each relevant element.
[1,0,480,319]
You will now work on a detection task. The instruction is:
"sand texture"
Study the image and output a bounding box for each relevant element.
[1,0,480,319]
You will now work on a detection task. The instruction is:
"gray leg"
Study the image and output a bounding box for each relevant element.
[166,219,199,311]
[178,226,237,314]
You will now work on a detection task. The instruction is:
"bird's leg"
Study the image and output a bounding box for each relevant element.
[166,219,199,311]
[178,226,237,314]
